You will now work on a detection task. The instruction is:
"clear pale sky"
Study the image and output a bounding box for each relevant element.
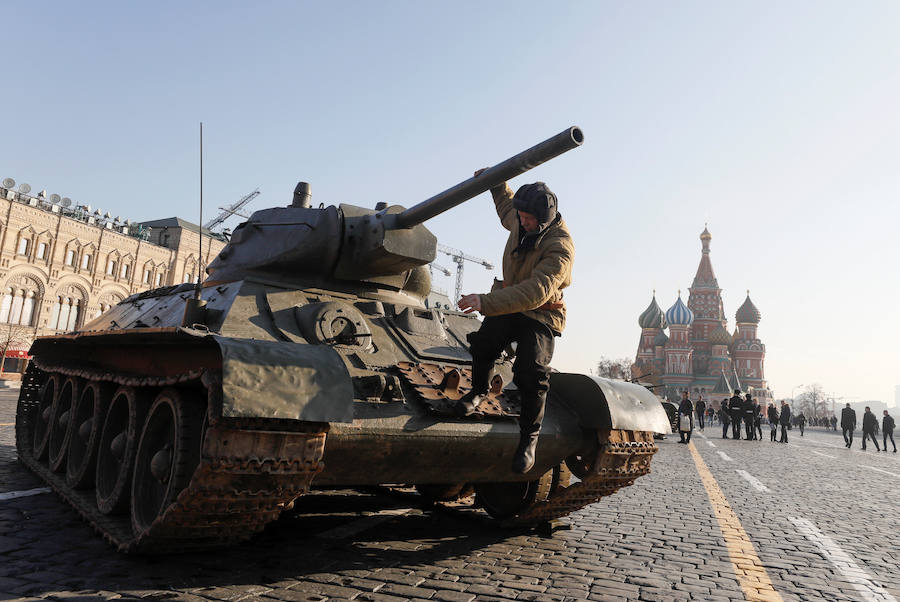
[2,2,898,405]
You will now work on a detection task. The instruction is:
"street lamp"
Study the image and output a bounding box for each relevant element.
[791,384,804,404]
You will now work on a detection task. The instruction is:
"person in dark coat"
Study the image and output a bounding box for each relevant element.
[753,401,763,441]
[831,415,837,431]
[767,403,779,442]
[677,391,694,444]
[695,395,706,431]
[861,407,880,451]
[883,410,896,453]
[840,403,857,448]
[743,393,756,440]
[729,390,744,440]
[797,413,806,437]
[779,400,791,443]
[720,399,730,439]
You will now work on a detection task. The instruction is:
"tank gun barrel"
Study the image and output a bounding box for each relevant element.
[394,126,584,229]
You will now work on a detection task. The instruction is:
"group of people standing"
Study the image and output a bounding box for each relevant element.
[840,403,896,452]
[674,391,897,453]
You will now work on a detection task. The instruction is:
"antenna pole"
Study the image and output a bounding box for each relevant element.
[196,122,203,298]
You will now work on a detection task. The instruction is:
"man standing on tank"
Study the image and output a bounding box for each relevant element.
[729,390,744,440]
[454,171,574,475]
[841,402,857,448]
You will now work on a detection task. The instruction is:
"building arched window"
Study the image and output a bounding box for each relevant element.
[47,284,87,332]
[0,276,43,326]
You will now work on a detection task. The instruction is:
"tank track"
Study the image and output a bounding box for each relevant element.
[505,430,657,525]
[16,364,327,554]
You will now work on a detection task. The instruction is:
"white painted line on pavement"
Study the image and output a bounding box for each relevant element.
[706,441,716,448]
[696,431,708,439]
[717,451,733,461]
[811,450,836,459]
[736,469,770,492]
[788,517,897,602]
[316,508,412,539]
[858,465,900,478]
[0,487,51,501]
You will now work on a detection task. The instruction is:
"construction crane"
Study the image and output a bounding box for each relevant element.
[203,188,261,231]
[437,244,494,303]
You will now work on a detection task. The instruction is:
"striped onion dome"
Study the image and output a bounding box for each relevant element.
[653,331,669,346]
[735,291,761,324]
[638,293,665,329]
[665,293,694,326]
[708,324,732,346]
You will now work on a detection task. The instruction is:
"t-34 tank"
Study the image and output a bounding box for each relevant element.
[15,126,670,553]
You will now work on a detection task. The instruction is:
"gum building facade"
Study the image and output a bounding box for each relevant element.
[0,181,225,373]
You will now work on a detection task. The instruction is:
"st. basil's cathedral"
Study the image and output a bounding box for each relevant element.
[632,227,772,404]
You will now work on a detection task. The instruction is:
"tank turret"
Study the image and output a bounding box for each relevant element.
[206,126,584,292]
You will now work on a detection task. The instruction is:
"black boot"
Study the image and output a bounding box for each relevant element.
[452,363,491,417]
[512,431,540,474]
[453,390,488,417]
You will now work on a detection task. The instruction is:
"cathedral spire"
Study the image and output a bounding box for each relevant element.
[692,225,718,288]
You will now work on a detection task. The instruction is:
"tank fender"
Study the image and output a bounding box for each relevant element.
[549,373,671,434]
[214,336,354,423]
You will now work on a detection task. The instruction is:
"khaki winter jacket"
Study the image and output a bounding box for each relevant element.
[478,183,574,334]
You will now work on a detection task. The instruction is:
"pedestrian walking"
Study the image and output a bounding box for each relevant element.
[695,395,706,431]
[678,391,694,444]
[883,410,896,453]
[841,403,856,448]
[743,393,755,440]
[779,400,791,443]
[797,413,806,437]
[720,399,730,439]
[729,390,743,439]
[831,415,837,431]
[861,407,880,451]
[767,403,779,442]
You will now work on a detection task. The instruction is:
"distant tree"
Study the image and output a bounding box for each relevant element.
[0,323,32,375]
[795,383,826,419]
[595,356,634,380]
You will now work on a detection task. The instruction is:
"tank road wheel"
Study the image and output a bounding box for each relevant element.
[65,381,113,490]
[475,480,541,520]
[48,377,80,472]
[32,374,61,460]
[131,389,203,535]
[96,387,149,515]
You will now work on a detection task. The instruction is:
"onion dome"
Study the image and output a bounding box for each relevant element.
[735,291,761,324]
[638,292,665,329]
[653,331,669,346]
[665,292,694,326]
[708,324,732,346]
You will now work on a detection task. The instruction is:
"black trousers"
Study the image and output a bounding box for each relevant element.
[770,425,777,441]
[755,421,762,440]
[467,313,554,436]
[722,420,729,438]
[745,416,755,440]
[862,430,879,450]
[842,428,854,446]
[697,412,704,430]
[884,432,896,451]
[731,413,742,439]
[780,424,788,443]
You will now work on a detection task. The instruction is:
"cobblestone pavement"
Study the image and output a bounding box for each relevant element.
[1,390,898,601]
